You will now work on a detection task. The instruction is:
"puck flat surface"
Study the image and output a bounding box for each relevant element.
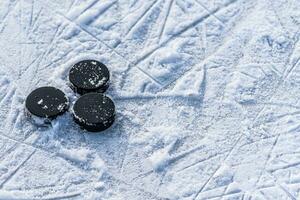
[73,93,115,132]
[69,60,110,95]
[25,87,69,119]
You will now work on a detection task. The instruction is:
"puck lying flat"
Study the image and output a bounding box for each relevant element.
[73,93,115,132]
[25,87,69,120]
[69,60,110,95]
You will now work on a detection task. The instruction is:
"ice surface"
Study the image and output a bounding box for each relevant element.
[0,0,300,199]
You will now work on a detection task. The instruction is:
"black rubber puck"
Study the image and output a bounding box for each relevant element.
[69,60,110,95]
[73,93,115,132]
[25,87,69,119]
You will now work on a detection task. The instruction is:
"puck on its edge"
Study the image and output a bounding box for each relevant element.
[69,60,110,95]
[73,93,115,132]
[25,87,69,120]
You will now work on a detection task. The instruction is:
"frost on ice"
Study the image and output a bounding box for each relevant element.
[1,0,300,199]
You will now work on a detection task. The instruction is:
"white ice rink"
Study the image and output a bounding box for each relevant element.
[0,0,300,199]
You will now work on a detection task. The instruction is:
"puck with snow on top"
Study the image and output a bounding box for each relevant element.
[72,93,115,132]
[25,87,69,120]
[69,60,110,95]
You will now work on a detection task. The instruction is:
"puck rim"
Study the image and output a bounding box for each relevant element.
[69,60,110,94]
[72,92,115,132]
[25,86,69,119]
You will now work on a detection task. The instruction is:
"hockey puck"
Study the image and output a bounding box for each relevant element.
[69,60,110,95]
[25,87,69,119]
[73,93,115,132]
